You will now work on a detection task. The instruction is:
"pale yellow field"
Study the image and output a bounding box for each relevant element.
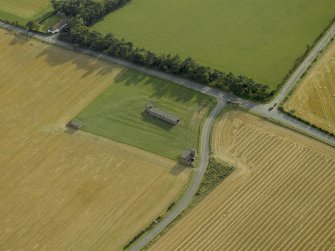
[0,29,190,250]
[152,111,335,251]
[284,40,335,134]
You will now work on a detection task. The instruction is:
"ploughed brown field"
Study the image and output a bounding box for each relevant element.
[284,40,335,134]
[0,29,190,250]
[151,111,335,251]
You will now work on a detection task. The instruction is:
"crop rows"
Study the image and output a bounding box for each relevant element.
[151,111,335,251]
[284,41,335,134]
[0,30,190,251]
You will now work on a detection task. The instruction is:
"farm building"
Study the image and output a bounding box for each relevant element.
[180,149,196,166]
[67,120,82,130]
[47,18,69,34]
[146,104,180,125]
[226,100,240,105]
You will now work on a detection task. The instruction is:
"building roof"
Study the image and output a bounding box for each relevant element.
[180,149,196,159]
[148,107,180,123]
[50,17,70,31]
[68,120,82,128]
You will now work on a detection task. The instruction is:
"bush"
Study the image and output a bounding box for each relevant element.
[51,0,131,25]
[194,158,234,201]
[26,20,40,30]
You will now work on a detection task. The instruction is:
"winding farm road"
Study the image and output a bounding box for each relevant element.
[130,100,226,251]
[1,20,335,250]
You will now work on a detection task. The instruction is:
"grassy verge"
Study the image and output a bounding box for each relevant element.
[125,158,234,250]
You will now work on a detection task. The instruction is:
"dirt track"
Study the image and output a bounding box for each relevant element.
[284,40,335,134]
[0,29,190,250]
[151,111,335,251]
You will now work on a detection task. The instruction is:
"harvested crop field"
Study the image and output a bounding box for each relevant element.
[151,111,335,251]
[0,29,190,250]
[92,0,335,87]
[284,40,335,134]
[0,0,52,24]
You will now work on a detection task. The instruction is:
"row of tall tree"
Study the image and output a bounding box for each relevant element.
[51,0,129,25]
[55,0,273,100]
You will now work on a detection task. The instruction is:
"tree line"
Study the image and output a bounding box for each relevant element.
[51,0,130,25]
[54,0,273,100]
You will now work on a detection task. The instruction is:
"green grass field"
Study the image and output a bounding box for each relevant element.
[92,0,335,88]
[76,70,215,160]
[0,0,52,24]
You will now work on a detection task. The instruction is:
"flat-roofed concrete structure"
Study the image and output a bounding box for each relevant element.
[146,103,180,125]
[180,149,196,166]
[67,120,82,130]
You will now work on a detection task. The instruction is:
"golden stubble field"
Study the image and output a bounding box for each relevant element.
[284,40,335,134]
[151,111,335,251]
[0,29,190,250]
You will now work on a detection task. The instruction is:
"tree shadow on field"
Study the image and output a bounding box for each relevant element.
[34,45,118,79]
[169,162,188,176]
[113,69,208,106]
[9,35,30,46]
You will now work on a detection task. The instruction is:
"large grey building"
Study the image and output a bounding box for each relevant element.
[145,104,180,125]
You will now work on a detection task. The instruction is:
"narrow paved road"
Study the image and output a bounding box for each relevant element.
[248,21,335,147]
[130,100,226,251]
[273,21,335,105]
[1,20,335,251]
[2,21,334,147]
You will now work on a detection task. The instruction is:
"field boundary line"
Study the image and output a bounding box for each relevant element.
[1,17,335,250]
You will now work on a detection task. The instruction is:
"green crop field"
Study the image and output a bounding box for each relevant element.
[92,0,335,89]
[76,70,215,159]
[0,0,52,24]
